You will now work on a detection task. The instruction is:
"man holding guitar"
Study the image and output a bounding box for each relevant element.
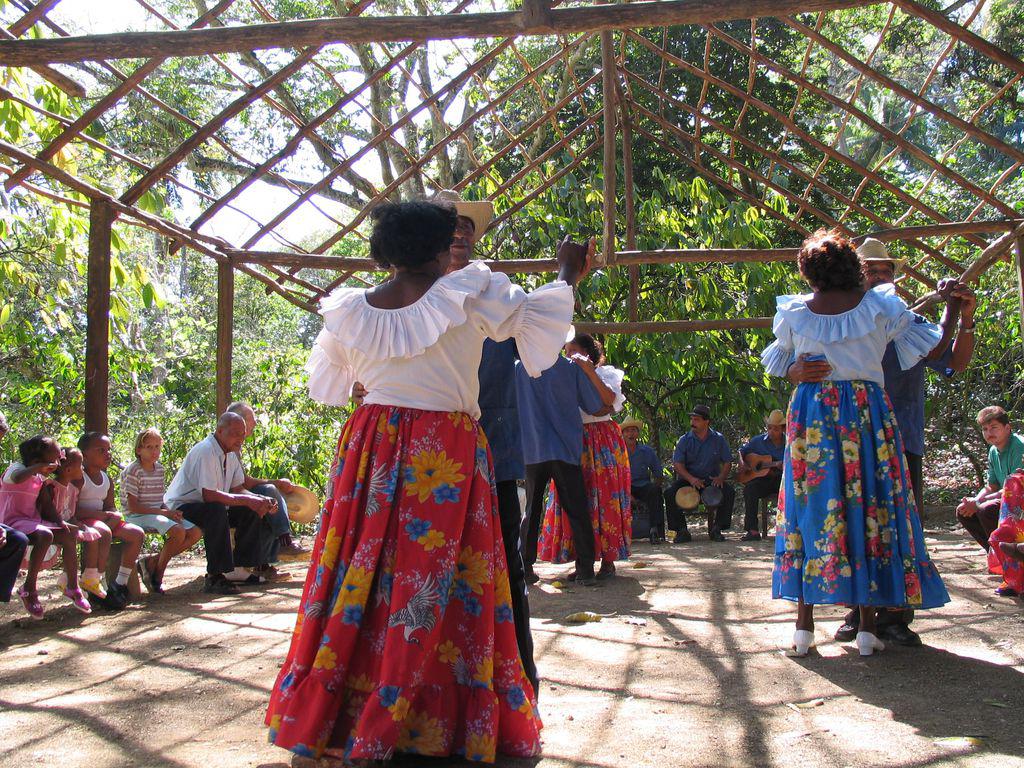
[737,410,787,541]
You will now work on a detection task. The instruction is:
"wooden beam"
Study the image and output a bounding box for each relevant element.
[85,199,114,434]
[230,246,802,273]
[574,318,773,334]
[1016,234,1024,348]
[600,27,617,266]
[892,0,1024,78]
[0,0,879,65]
[621,93,638,321]
[858,219,1023,242]
[913,226,1024,313]
[216,260,234,416]
[7,0,64,37]
[0,26,84,97]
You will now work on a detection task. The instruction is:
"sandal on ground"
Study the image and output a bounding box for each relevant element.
[995,581,1019,597]
[80,576,107,600]
[597,562,616,579]
[63,588,92,614]
[19,586,44,620]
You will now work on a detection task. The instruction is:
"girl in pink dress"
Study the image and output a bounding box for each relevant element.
[0,435,91,618]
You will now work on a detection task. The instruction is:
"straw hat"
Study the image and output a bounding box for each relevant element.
[284,485,321,525]
[766,409,786,427]
[675,486,700,510]
[429,189,494,236]
[857,237,905,273]
[620,416,644,431]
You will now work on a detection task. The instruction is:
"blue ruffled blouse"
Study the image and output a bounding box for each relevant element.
[760,284,941,384]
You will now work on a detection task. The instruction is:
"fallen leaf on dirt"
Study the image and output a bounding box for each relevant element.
[795,698,826,708]
[171,645,185,651]
[623,616,647,626]
[550,581,566,588]
[565,611,604,623]
[983,699,1010,708]
[632,561,650,568]
[37,650,48,656]
[934,737,984,748]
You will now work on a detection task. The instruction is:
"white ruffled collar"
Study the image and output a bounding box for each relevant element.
[777,283,906,344]
[317,261,492,360]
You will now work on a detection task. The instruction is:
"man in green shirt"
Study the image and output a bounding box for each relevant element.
[956,406,1024,553]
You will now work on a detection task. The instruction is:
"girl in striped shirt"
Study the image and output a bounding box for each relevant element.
[120,428,202,594]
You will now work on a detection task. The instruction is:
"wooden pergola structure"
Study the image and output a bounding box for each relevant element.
[0,0,1021,433]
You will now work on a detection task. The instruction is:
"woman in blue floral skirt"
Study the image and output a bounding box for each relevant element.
[761,230,950,657]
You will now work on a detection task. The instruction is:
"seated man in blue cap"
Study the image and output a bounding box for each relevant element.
[663,404,734,542]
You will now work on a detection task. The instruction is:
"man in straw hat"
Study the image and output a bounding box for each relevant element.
[429,189,592,689]
[788,236,976,646]
[663,404,734,543]
[737,409,787,541]
[621,416,665,543]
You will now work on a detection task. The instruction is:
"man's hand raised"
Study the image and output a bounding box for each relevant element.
[556,236,591,287]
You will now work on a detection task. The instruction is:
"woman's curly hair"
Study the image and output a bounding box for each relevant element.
[570,332,605,366]
[797,229,864,292]
[369,201,458,269]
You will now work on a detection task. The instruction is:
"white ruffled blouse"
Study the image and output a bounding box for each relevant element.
[760,284,941,384]
[581,364,626,424]
[306,262,574,419]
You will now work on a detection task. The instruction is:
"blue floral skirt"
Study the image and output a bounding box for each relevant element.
[773,380,949,609]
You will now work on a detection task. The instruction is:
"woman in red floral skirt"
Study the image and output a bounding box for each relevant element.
[265,200,587,764]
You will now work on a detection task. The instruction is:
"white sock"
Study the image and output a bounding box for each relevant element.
[83,568,101,582]
[115,566,131,586]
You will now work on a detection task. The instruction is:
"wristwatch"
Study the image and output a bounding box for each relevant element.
[961,321,976,334]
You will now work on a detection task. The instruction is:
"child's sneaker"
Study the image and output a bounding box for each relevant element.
[81,576,107,600]
[18,587,44,620]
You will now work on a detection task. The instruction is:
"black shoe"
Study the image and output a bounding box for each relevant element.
[673,531,692,544]
[106,581,130,609]
[834,618,860,642]
[576,573,599,586]
[203,574,240,595]
[709,528,726,542]
[597,562,616,580]
[649,531,658,545]
[525,569,540,585]
[877,622,922,647]
[741,531,762,541]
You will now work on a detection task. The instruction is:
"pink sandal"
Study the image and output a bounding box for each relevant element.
[63,588,92,614]
[18,586,44,620]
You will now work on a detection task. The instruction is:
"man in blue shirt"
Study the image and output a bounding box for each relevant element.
[516,355,606,585]
[738,409,787,541]
[621,416,665,543]
[663,404,734,543]
[432,188,592,689]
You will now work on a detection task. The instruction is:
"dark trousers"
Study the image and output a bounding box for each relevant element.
[180,501,275,574]
[742,474,781,531]
[631,483,665,538]
[664,478,735,532]
[252,482,286,562]
[956,499,1001,552]
[522,460,595,578]
[905,451,924,519]
[495,479,537,690]
[0,524,29,602]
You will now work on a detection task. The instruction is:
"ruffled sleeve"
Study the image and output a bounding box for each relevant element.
[884,305,937,370]
[305,329,357,406]
[596,365,627,413]
[469,269,574,377]
[760,297,798,377]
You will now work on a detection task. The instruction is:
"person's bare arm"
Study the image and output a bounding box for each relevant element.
[8,461,57,484]
[713,462,732,488]
[674,461,702,488]
[570,355,616,407]
[948,285,977,373]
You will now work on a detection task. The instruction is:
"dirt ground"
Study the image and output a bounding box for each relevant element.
[1,523,1023,768]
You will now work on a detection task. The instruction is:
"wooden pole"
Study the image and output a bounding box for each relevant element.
[85,199,114,435]
[621,95,638,321]
[600,27,617,266]
[216,260,234,416]
[1016,234,1024,347]
[0,0,879,65]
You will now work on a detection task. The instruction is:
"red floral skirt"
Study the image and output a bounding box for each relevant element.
[265,405,542,762]
[538,420,632,564]
[989,471,1024,591]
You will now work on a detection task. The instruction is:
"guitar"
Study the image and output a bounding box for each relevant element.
[738,452,783,483]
